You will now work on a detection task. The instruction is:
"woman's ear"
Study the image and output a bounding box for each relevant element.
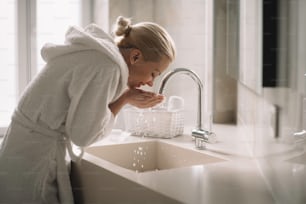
[130,49,142,64]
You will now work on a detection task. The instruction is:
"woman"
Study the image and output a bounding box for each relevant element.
[0,16,176,203]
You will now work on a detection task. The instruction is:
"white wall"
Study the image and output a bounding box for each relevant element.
[213,0,237,123]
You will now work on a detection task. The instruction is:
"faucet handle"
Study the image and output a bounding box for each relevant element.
[192,128,217,149]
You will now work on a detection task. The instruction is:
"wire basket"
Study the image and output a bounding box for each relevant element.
[123,107,184,138]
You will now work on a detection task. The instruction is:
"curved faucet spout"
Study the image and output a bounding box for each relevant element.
[158,68,203,130]
[158,68,216,149]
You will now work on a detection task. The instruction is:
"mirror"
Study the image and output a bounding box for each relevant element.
[226,0,305,95]
[262,0,283,87]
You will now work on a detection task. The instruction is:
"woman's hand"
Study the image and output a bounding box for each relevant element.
[109,88,164,116]
[124,88,164,108]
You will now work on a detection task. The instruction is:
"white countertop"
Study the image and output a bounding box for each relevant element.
[80,124,306,204]
[2,124,305,203]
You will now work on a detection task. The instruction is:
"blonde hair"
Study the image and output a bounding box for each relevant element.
[112,16,176,62]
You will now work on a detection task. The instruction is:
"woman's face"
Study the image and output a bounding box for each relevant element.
[127,49,170,89]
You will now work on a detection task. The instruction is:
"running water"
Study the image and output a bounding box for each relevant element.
[132,146,147,172]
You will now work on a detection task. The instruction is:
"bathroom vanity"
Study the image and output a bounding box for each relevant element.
[70,125,306,204]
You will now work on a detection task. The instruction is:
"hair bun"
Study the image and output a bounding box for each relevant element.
[113,16,132,36]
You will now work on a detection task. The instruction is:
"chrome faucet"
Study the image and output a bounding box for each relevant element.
[158,68,216,149]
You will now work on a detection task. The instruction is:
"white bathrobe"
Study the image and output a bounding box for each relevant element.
[0,24,128,203]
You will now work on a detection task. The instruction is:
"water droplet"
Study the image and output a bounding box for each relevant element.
[141,164,144,168]
[133,163,136,167]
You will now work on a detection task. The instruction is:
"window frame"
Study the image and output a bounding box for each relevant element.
[0,0,92,136]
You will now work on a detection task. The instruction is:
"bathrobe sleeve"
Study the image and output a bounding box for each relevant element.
[65,56,123,147]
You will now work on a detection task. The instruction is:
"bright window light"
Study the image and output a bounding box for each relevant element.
[0,0,16,128]
[0,0,83,132]
[36,0,82,72]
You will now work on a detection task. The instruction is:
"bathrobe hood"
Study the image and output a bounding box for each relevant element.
[41,24,127,73]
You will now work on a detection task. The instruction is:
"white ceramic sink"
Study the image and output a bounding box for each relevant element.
[85,140,225,173]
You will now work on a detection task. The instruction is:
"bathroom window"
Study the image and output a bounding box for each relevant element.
[0,0,91,135]
[0,0,16,131]
[36,0,82,71]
